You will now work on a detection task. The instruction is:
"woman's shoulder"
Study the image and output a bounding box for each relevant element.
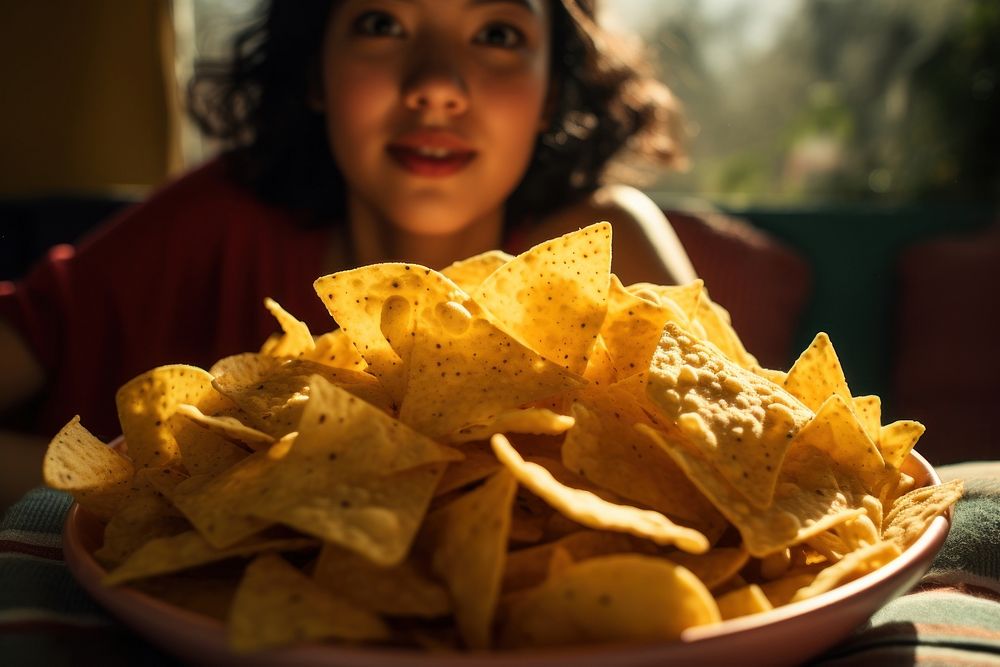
[522,185,698,286]
[79,156,306,251]
[129,156,282,222]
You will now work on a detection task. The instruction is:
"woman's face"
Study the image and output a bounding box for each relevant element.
[318,0,551,237]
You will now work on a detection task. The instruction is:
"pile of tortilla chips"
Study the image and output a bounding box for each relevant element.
[43,222,961,653]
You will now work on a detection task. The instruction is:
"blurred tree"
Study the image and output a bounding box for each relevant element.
[892,0,999,203]
[641,0,994,206]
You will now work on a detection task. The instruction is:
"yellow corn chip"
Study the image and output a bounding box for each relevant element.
[43,416,134,520]
[169,409,251,476]
[313,544,451,618]
[879,420,926,470]
[668,547,750,591]
[600,274,687,380]
[450,408,575,444]
[646,322,812,509]
[492,434,709,554]
[229,554,388,652]
[441,249,514,292]
[639,425,869,557]
[304,328,368,372]
[103,529,317,586]
[562,396,726,536]
[474,222,612,375]
[174,403,273,450]
[716,584,773,620]
[93,489,189,566]
[502,531,647,593]
[852,395,882,444]
[883,479,963,550]
[434,441,502,497]
[499,554,720,648]
[259,297,316,358]
[399,297,583,441]
[116,365,231,469]
[422,470,517,649]
[790,541,901,602]
[315,263,466,407]
[783,332,852,412]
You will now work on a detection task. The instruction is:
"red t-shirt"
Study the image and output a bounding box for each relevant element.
[1,159,338,440]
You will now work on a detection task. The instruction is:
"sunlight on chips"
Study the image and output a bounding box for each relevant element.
[422,470,517,649]
[499,554,720,648]
[42,221,961,656]
[260,297,316,359]
[646,321,812,509]
[492,434,709,554]
[474,222,612,375]
[43,416,135,520]
[229,554,388,652]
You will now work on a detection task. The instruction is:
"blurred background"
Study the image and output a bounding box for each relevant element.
[0,0,997,462]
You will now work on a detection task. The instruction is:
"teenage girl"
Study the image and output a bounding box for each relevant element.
[0,0,695,503]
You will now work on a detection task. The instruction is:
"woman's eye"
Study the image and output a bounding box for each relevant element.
[474,23,524,49]
[352,11,405,38]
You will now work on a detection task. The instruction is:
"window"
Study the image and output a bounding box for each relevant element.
[603,0,997,206]
[178,0,998,207]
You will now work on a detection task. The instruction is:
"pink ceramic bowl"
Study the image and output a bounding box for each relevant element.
[63,449,951,667]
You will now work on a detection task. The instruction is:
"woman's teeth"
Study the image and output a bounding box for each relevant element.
[415,147,452,158]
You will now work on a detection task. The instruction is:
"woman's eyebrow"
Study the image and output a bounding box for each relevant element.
[468,0,541,14]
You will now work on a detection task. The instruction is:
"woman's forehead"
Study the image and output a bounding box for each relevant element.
[330,0,549,14]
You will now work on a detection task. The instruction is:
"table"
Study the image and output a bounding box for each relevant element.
[2,464,999,666]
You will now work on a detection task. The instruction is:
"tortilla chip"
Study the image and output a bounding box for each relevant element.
[116,365,231,469]
[315,263,467,407]
[304,328,368,372]
[646,322,812,509]
[229,553,388,652]
[562,393,726,535]
[668,547,750,591]
[879,420,925,470]
[450,408,575,444]
[499,554,720,648]
[174,403,273,450]
[601,274,687,380]
[882,479,963,551]
[441,250,514,292]
[783,333,852,412]
[103,529,317,586]
[716,584,773,620]
[492,434,709,554]
[259,297,316,358]
[169,408,251,476]
[399,297,583,441]
[422,470,517,649]
[94,489,189,566]
[502,531,647,593]
[474,222,612,375]
[43,416,134,520]
[313,544,451,618]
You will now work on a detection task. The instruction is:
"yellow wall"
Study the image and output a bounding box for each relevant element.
[0,0,181,196]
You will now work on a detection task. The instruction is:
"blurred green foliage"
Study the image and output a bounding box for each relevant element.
[644,0,998,206]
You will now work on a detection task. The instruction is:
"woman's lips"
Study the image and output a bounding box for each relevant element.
[387,130,477,178]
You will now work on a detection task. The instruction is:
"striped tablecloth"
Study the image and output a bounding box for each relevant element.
[2,464,998,667]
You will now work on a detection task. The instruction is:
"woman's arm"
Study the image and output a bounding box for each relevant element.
[525,184,698,287]
[0,319,47,510]
[0,318,45,413]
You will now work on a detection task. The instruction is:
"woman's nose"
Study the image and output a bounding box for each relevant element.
[402,46,469,118]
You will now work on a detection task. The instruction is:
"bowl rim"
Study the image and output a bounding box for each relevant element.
[62,446,951,665]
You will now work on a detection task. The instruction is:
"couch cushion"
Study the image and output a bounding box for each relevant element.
[667,209,812,370]
[891,224,1000,464]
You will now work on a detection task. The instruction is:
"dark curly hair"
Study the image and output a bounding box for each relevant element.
[188,0,685,231]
